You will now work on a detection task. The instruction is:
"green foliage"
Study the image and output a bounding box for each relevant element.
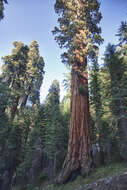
[0,40,45,189]
[42,163,127,190]
[15,105,46,186]
[89,55,104,149]
[89,21,127,163]
[53,0,103,66]
[39,172,48,182]
[0,0,7,20]
[1,3,127,190]
[25,41,45,106]
[44,80,68,178]
[0,77,10,122]
[44,80,61,158]
[41,185,52,190]
[12,186,20,190]
[61,72,71,119]
[116,21,127,44]
[2,40,45,119]
[103,42,127,160]
[0,122,23,188]
[0,78,23,178]
[78,85,88,96]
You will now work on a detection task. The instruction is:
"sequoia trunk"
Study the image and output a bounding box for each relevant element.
[57,68,92,184]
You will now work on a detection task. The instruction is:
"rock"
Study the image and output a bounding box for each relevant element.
[75,172,127,190]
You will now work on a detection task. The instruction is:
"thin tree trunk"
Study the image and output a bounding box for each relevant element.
[20,94,29,110]
[57,69,92,184]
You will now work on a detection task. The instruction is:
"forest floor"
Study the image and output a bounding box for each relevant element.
[41,162,127,190]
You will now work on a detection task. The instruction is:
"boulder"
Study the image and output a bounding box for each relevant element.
[76,172,127,190]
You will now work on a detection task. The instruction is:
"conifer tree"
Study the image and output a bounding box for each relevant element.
[0,41,45,189]
[14,105,46,188]
[116,21,127,45]
[0,77,10,154]
[2,41,29,119]
[2,41,45,119]
[61,72,71,124]
[90,55,103,144]
[104,33,127,160]
[0,77,10,118]
[44,80,67,179]
[20,41,45,109]
[53,0,103,183]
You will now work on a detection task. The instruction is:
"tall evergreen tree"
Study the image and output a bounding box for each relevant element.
[2,41,29,119]
[104,43,127,160]
[20,41,45,109]
[53,0,103,183]
[2,41,45,119]
[61,72,71,122]
[90,56,102,132]
[90,55,104,148]
[44,80,67,179]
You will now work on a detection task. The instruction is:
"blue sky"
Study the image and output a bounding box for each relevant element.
[0,0,127,101]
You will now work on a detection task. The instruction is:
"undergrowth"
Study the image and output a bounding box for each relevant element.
[12,162,127,190]
[41,162,127,190]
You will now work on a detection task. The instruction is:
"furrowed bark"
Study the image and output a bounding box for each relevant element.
[57,66,92,184]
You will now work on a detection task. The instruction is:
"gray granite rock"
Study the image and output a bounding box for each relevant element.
[76,172,127,190]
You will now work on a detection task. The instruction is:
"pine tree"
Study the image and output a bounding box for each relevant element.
[90,55,103,136]
[90,56,117,164]
[61,72,71,125]
[53,0,103,183]
[104,43,127,160]
[44,80,67,179]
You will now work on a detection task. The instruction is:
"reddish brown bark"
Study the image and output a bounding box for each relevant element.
[57,64,92,183]
[56,23,92,183]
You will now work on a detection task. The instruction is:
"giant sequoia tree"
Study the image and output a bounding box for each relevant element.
[2,41,45,119]
[2,42,29,119]
[53,0,103,183]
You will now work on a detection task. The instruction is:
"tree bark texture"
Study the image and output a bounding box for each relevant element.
[57,68,92,184]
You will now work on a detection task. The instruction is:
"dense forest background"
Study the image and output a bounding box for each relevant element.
[0,0,127,190]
